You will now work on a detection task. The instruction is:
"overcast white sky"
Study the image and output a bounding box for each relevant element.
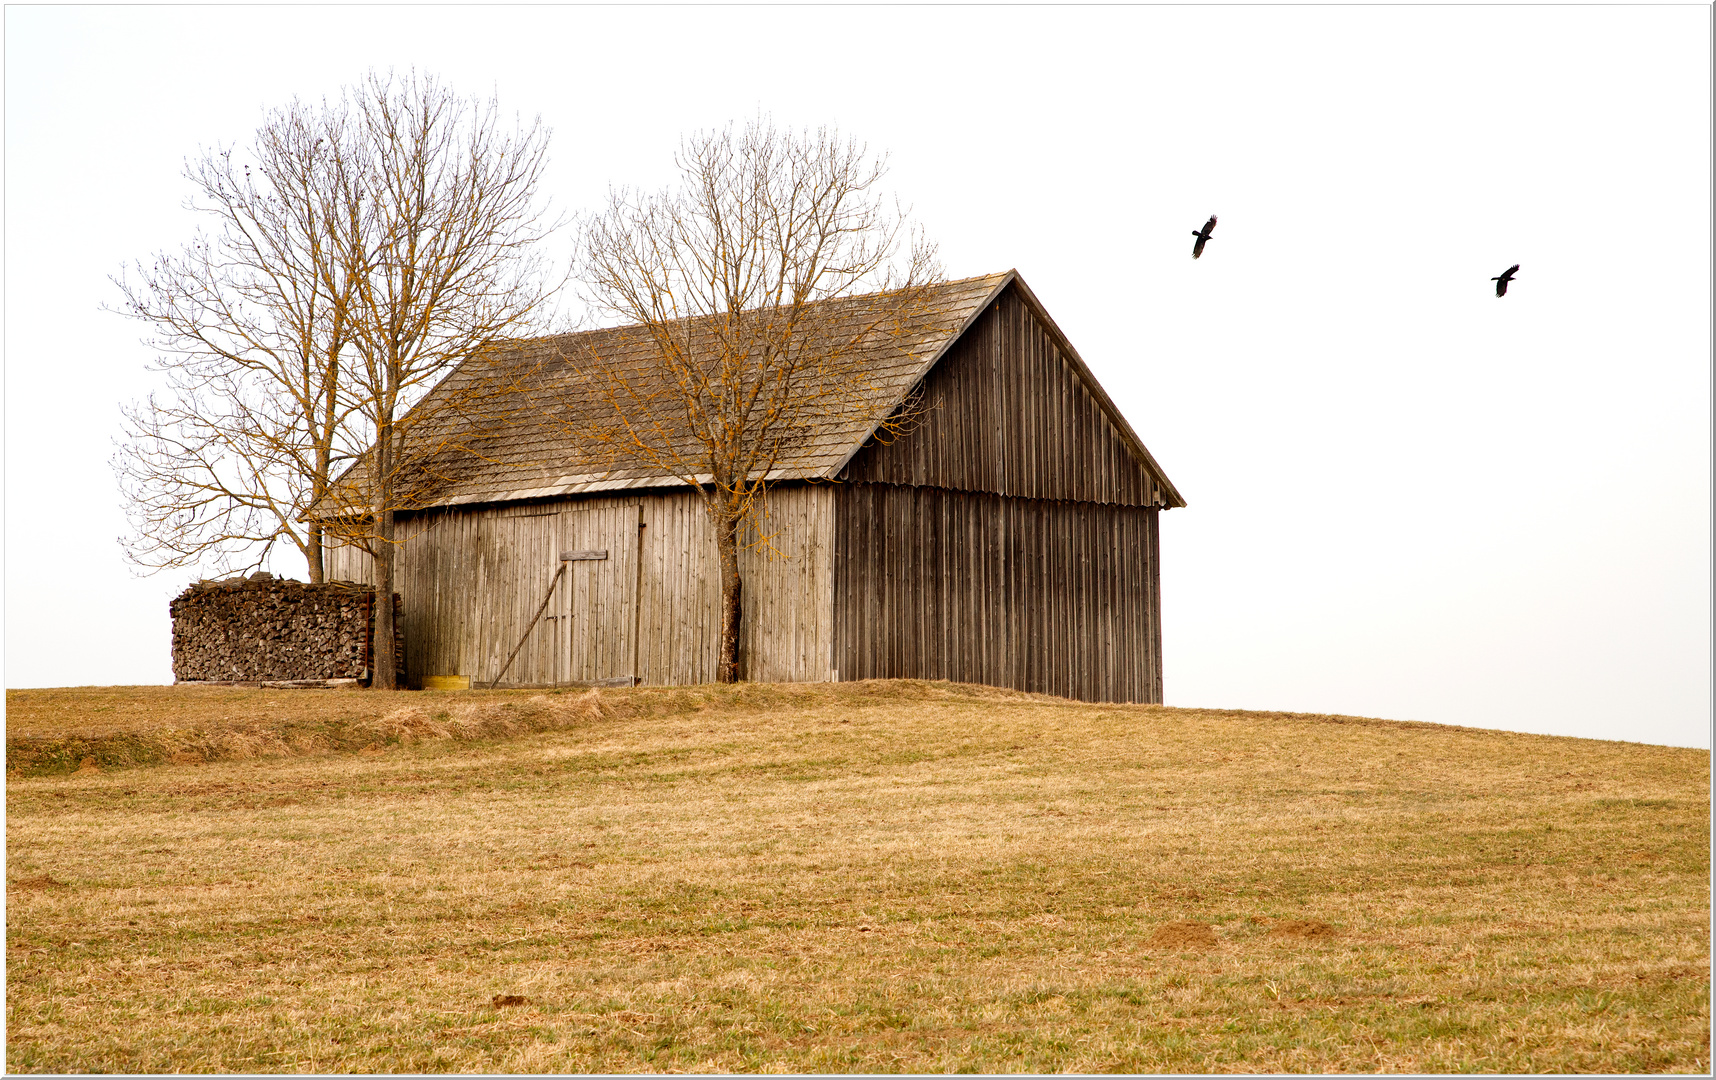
[4,5,1709,749]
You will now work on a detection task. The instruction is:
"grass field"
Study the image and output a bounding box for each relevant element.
[6,680,1709,1073]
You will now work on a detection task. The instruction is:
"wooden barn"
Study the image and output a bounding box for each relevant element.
[326,270,1185,702]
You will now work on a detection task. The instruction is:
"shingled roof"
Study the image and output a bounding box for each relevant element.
[357,270,1181,510]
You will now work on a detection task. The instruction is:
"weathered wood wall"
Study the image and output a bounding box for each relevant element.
[325,484,834,688]
[833,483,1161,704]
[839,282,1172,509]
[829,280,1169,704]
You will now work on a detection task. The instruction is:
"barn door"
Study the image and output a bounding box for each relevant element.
[509,512,563,687]
[561,503,643,686]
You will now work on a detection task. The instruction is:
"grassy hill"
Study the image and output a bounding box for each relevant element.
[6,681,1708,1072]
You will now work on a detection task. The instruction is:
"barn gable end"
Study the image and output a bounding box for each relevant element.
[827,276,1177,703]
[838,279,1183,509]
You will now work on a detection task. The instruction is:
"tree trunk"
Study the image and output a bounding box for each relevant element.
[369,385,398,689]
[306,520,326,584]
[371,507,397,689]
[713,502,743,684]
[309,405,336,586]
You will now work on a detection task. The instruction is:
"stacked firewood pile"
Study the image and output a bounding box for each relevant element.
[170,573,403,686]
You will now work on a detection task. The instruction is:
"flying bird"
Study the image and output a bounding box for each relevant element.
[1191,215,1217,259]
[1491,264,1519,297]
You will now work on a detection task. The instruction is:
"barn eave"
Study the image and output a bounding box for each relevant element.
[403,466,830,512]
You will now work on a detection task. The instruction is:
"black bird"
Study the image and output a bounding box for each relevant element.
[1191,215,1217,259]
[1491,264,1519,297]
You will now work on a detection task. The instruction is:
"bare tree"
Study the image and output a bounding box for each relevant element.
[314,71,561,689]
[116,71,559,690]
[113,101,362,582]
[564,119,940,683]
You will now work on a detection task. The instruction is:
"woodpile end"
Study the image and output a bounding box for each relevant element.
[170,573,403,686]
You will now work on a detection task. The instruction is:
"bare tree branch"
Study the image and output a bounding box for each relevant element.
[112,99,366,581]
[549,117,942,683]
[313,70,563,689]
[115,71,562,692]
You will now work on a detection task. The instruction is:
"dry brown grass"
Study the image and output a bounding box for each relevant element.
[5,684,619,774]
[6,680,1709,1073]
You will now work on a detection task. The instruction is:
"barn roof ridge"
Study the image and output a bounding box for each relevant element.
[340,269,1181,511]
[504,269,1015,355]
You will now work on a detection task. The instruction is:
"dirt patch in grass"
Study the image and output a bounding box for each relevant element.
[1270,919,1336,940]
[9,874,69,891]
[1148,920,1218,949]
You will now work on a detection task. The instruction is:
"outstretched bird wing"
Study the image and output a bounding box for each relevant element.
[1191,216,1217,258]
[1493,264,1519,296]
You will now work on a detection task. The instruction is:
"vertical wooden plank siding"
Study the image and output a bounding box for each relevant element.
[832,483,1162,705]
[823,280,1171,703]
[734,485,834,684]
[322,484,835,688]
[1147,506,1163,704]
[839,283,1163,511]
